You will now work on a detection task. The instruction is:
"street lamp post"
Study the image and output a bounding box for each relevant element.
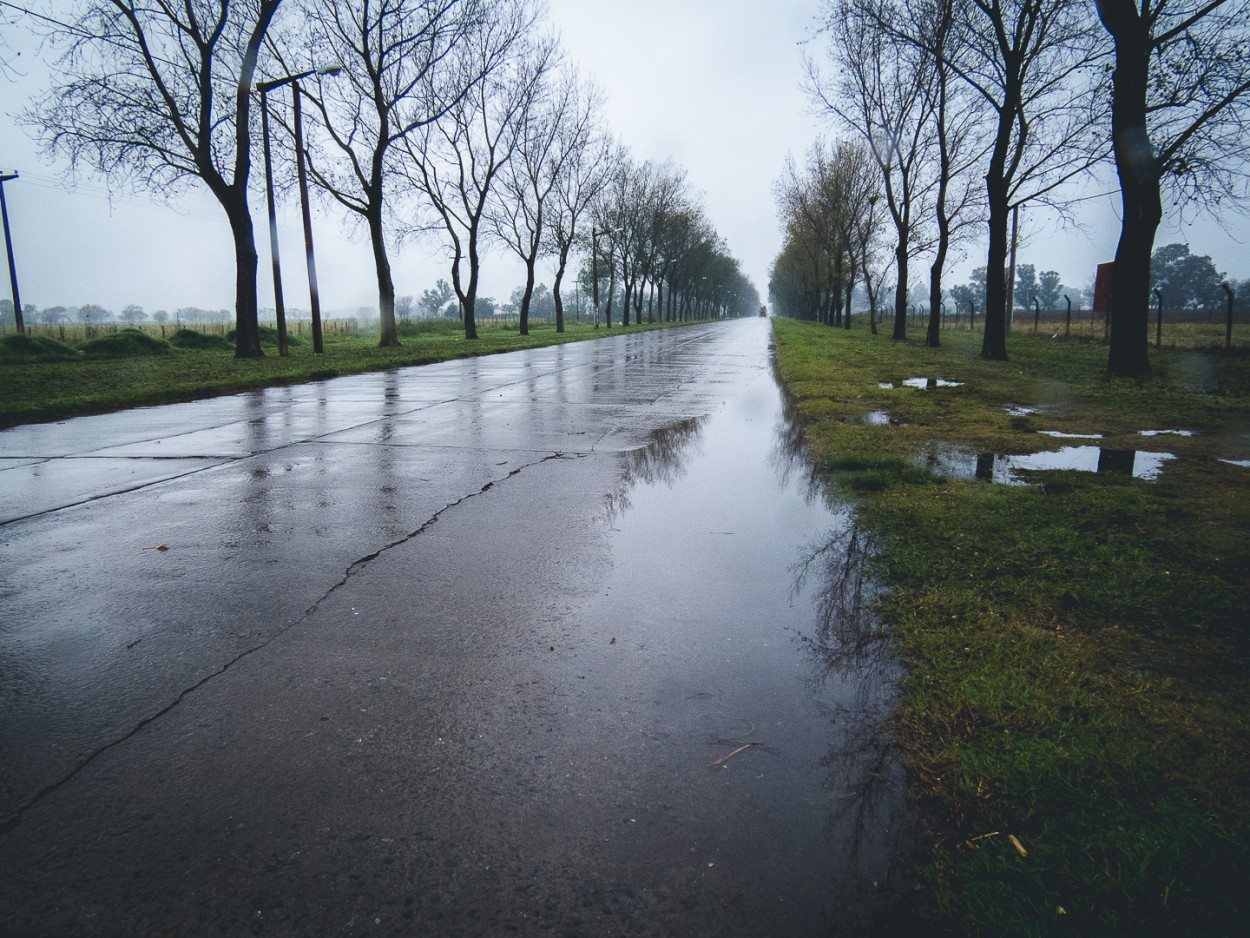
[256,65,342,355]
[0,171,24,334]
[257,89,289,355]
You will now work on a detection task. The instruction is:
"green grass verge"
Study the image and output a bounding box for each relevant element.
[0,319,690,428]
[771,319,1250,935]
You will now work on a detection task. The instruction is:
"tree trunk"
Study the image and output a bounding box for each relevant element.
[892,242,908,340]
[519,259,536,336]
[369,200,399,348]
[225,191,263,359]
[1097,0,1158,378]
[452,228,479,340]
[981,71,1018,361]
[553,244,570,333]
[981,160,1011,360]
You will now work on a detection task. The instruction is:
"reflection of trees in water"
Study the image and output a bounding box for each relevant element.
[770,365,841,512]
[792,518,917,923]
[603,417,705,525]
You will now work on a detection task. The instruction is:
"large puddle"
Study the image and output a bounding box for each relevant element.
[578,360,911,931]
[926,446,1177,483]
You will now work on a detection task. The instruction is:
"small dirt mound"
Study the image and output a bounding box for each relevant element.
[168,328,233,351]
[0,334,80,360]
[81,329,172,358]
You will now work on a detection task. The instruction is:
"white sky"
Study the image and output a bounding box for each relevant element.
[0,0,1247,314]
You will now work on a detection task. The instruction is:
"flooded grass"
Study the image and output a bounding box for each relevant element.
[771,320,1250,935]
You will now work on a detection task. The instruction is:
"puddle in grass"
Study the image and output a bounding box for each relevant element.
[925,446,1177,484]
[1139,429,1196,437]
[1220,458,1250,468]
[1039,430,1103,439]
[879,377,962,390]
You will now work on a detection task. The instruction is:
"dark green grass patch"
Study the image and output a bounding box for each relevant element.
[771,318,1250,935]
[168,328,234,351]
[225,324,303,346]
[80,328,172,357]
[397,318,460,337]
[0,333,80,361]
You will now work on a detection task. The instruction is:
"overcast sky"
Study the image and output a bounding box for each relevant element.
[1,0,1247,315]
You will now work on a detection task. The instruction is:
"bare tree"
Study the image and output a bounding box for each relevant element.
[286,0,492,347]
[772,139,881,328]
[405,1,551,340]
[492,62,595,336]
[1094,0,1250,377]
[773,150,841,325]
[811,0,939,340]
[906,0,986,348]
[951,0,1103,360]
[544,87,609,332]
[632,161,690,324]
[26,0,283,358]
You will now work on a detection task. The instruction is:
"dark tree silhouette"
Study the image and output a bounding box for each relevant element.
[27,0,283,358]
[1094,0,1250,377]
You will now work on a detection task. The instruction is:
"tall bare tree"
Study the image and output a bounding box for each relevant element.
[27,0,284,358]
[405,0,550,339]
[908,0,985,348]
[1094,0,1250,377]
[811,0,939,340]
[953,0,1102,360]
[285,0,492,347]
[492,63,593,336]
[544,86,609,332]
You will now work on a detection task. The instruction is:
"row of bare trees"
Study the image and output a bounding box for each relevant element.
[19,0,757,357]
[773,0,1250,377]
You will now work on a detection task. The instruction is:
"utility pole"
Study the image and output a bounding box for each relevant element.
[0,171,24,334]
[257,90,289,355]
[255,65,343,355]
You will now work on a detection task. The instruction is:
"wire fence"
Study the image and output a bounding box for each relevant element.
[908,304,1250,350]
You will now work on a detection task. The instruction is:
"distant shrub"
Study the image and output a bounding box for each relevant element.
[0,334,80,361]
[397,318,461,337]
[168,328,233,351]
[226,325,302,347]
[81,328,172,358]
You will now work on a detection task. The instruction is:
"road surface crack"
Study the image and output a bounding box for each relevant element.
[0,451,574,837]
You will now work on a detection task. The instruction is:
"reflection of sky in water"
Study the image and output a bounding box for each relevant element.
[926,446,1177,483]
[879,377,962,389]
[598,364,913,927]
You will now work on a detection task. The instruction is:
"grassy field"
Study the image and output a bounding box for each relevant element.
[0,318,687,428]
[770,319,1250,935]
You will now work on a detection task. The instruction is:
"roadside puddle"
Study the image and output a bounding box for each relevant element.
[879,377,963,389]
[924,446,1178,483]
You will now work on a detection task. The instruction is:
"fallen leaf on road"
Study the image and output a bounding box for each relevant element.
[143,545,169,552]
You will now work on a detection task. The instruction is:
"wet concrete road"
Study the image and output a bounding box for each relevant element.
[0,319,909,936]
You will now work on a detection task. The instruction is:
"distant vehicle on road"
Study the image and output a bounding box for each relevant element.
[759,306,768,318]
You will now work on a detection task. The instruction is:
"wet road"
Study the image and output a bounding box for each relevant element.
[0,319,909,936]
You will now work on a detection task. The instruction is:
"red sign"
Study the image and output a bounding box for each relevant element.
[1093,262,1114,312]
